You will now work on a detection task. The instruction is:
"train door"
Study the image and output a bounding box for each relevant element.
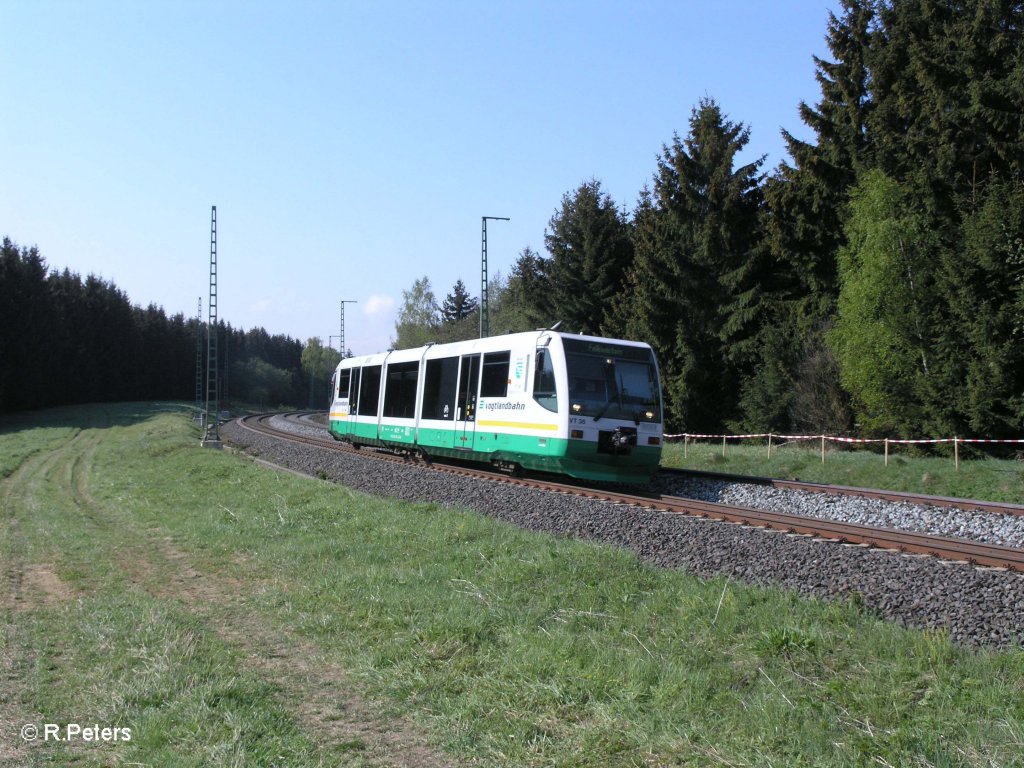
[454,354,480,449]
[347,367,361,440]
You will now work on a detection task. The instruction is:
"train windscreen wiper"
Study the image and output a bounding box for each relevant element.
[593,367,626,422]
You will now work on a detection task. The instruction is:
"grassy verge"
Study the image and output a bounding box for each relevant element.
[661,438,1024,503]
[1,403,1021,766]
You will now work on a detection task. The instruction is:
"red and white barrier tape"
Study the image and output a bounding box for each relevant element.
[664,433,1024,445]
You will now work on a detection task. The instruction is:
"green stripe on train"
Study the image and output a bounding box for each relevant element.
[328,419,660,483]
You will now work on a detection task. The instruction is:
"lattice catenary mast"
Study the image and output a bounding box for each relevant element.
[340,299,357,357]
[203,206,220,443]
[480,216,509,338]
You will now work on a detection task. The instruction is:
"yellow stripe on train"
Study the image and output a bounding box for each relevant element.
[477,419,559,431]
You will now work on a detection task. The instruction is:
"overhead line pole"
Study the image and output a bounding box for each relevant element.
[339,299,357,357]
[481,216,509,338]
[203,205,221,445]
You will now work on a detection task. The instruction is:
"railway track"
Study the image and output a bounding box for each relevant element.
[235,412,1024,572]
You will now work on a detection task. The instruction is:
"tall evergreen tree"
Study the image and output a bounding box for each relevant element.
[745,0,875,432]
[544,179,633,335]
[0,238,54,410]
[930,177,1024,436]
[766,0,875,310]
[440,278,478,324]
[616,99,763,432]
[869,0,1024,215]
[608,189,669,346]
[501,247,552,330]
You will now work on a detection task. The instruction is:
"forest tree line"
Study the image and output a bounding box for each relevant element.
[0,236,337,413]
[393,0,1024,439]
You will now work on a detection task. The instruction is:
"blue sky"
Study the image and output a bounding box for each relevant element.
[2,0,839,355]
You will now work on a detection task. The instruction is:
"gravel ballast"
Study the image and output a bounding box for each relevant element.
[221,417,1024,649]
[654,475,1024,549]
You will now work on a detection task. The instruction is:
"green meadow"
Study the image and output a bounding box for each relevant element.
[1,403,1021,767]
[661,438,1024,505]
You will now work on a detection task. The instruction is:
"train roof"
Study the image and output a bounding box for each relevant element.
[335,330,654,369]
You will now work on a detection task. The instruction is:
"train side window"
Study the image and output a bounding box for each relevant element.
[349,368,361,413]
[421,356,459,420]
[338,369,351,399]
[382,361,419,418]
[480,351,511,398]
[533,349,558,412]
[357,365,382,417]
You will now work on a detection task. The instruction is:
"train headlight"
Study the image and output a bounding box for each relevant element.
[572,403,582,413]
[645,410,655,420]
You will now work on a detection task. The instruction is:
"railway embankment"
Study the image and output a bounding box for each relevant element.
[223,414,1024,649]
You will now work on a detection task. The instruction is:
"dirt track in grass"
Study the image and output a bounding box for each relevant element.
[0,424,455,768]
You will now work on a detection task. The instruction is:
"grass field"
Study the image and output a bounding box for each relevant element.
[1,403,1022,767]
[661,438,1024,504]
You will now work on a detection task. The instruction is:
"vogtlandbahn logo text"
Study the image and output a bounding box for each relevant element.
[481,401,525,411]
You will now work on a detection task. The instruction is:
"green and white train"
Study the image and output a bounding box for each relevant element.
[328,330,664,483]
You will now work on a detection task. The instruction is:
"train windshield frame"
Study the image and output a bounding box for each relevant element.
[562,338,661,423]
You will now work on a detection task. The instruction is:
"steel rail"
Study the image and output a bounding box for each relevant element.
[233,414,1024,572]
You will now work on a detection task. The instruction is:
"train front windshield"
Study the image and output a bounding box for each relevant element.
[563,338,661,423]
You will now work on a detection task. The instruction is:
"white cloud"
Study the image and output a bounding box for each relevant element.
[363,294,395,317]
[250,299,272,313]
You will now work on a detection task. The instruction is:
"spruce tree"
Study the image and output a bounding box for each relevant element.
[746,1,874,432]
[766,0,874,309]
[544,179,633,335]
[931,178,1024,436]
[0,239,54,410]
[440,278,478,324]
[501,247,552,331]
[869,0,1023,215]
[617,99,763,432]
